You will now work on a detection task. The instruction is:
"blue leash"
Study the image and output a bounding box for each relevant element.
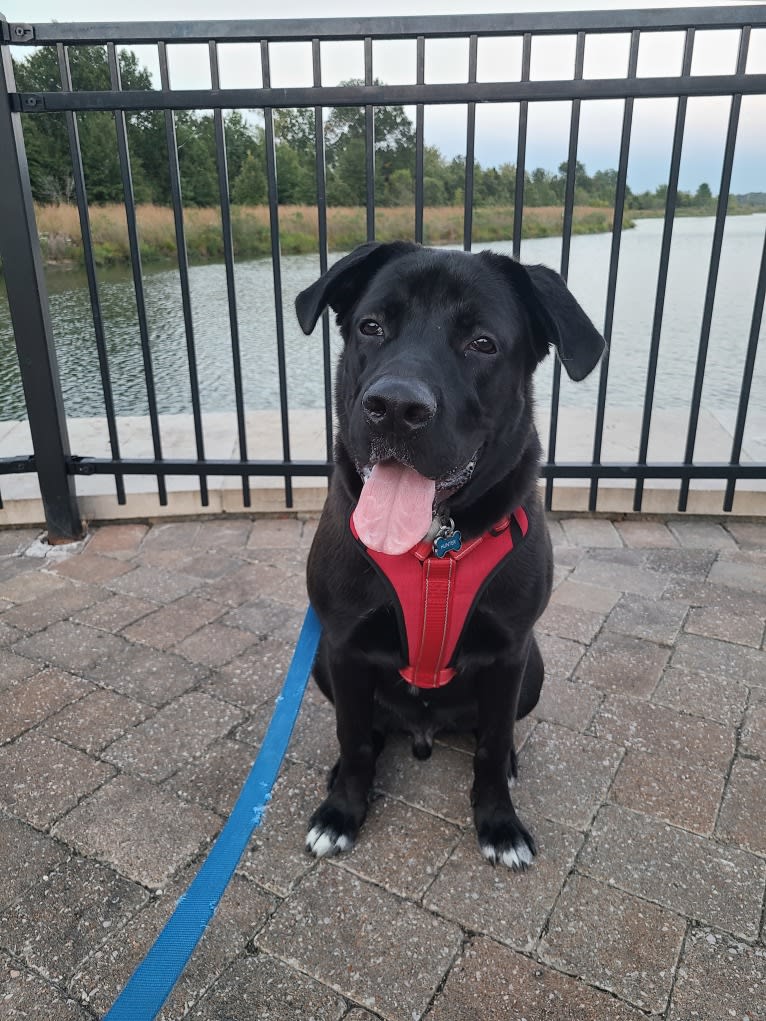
[104,605,322,1021]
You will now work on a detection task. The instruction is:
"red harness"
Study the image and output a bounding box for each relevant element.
[351,507,529,689]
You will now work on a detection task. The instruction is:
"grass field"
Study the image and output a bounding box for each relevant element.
[33,202,633,269]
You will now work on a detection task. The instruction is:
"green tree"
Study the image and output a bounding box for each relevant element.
[324,85,415,206]
[13,45,155,203]
[695,182,713,205]
[175,114,219,207]
[232,149,267,205]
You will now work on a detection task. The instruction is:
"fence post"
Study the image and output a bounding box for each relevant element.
[0,18,83,542]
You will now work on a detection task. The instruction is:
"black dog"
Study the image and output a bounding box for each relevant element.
[295,241,604,868]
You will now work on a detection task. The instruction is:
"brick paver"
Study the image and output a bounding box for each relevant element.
[0,648,44,690]
[707,550,766,592]
[0,732,114,828]
[575,630,670,696]
[671,633,766,687]
[652,666,748,727]
[1,952,91,1020]
[12,620,127,674]
[0,816,68,911]
[615,520,679,548]
[540,873,686,1013]
[0,856,147,983]
[668,927,766,1021]
[715,756,766,855]
[668,519,737,549]
[121,594,223,649]
[39,688,150,753]
[529,675,603,731]
[102,690,244,782]
[560,517,623,547]
[606,593,689,645]
[424,815,583,951]
[516,722,623,829]
[590,694,736,769]
[429,937,646,1021]
[53,775,222,888]
[609,749,725,835]
[190,953,346,1021]
[579,804,766,938]
[741,696,766,758]
[260,865,463,1021]
[1,514,764,1020]
[0,668,92,744]
[1,585,100,633]
[337,795,462,900]
[685,602,765,647]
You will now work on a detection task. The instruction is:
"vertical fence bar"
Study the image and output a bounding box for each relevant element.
[463,34,478,252]
[0,32,82,540]
[108,42,167,505]
[724,226,766,511]
[544,30,585,512]
[512,32,531,262]
[678,26,750,512]
[57,43,126,506]
[588,29,639,512]
[634,28,695,512]
[364,36,375,241]
[312,39,333,464]
[415,35,425,244]
[209,42,251,507]
[260,39,294,508]
[157,42,208,506]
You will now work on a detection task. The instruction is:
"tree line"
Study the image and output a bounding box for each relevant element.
[16,45,717,212]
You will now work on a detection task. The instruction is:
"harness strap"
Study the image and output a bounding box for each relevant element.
[352,506,529,689]
[403,553,457,687]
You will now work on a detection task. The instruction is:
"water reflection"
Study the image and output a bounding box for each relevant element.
[1,215,764,423]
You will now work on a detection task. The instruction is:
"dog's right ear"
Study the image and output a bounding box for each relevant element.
[295,241,419,334]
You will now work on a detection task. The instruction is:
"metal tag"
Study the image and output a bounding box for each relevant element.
[433,517,462,557]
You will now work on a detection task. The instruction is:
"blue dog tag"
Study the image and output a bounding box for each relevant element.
[434,531,462,557]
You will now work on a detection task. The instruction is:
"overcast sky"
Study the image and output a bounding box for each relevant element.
[4,0,765,192]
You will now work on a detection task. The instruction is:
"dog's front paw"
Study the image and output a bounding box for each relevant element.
[477,812,537,871]
[306,801,358,858]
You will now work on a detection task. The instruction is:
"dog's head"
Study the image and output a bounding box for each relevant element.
[296,242,605,543]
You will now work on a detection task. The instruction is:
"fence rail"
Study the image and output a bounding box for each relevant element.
[1,6,765,539]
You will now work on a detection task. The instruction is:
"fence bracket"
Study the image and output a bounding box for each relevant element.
[0,455,36,474]
[18,92,45,111]
[8,23,34,43]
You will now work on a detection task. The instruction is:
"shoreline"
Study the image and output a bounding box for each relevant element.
[34,202,628,271]
[14,203,764,274]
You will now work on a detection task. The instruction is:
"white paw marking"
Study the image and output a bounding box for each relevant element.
[480,838,535,870]
[306,825,352,858]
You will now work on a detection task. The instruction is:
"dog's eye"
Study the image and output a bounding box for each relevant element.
[468,337,497,354]
[359,319,384,337]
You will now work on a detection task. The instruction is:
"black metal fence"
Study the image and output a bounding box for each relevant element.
[1,7,765,540]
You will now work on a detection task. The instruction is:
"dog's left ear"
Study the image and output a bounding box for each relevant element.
[482,252,606,381]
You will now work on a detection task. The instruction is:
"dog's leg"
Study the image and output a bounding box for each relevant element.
[306,653,377,858]
[472,653,537,871]
[326,729,385,791]
[516,632,544,719]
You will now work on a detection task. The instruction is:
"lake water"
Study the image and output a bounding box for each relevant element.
[1,214,764,423]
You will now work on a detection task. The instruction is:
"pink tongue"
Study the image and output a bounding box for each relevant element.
[353,462,436,555]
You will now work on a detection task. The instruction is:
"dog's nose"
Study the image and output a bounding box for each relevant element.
[362,377,437,434]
